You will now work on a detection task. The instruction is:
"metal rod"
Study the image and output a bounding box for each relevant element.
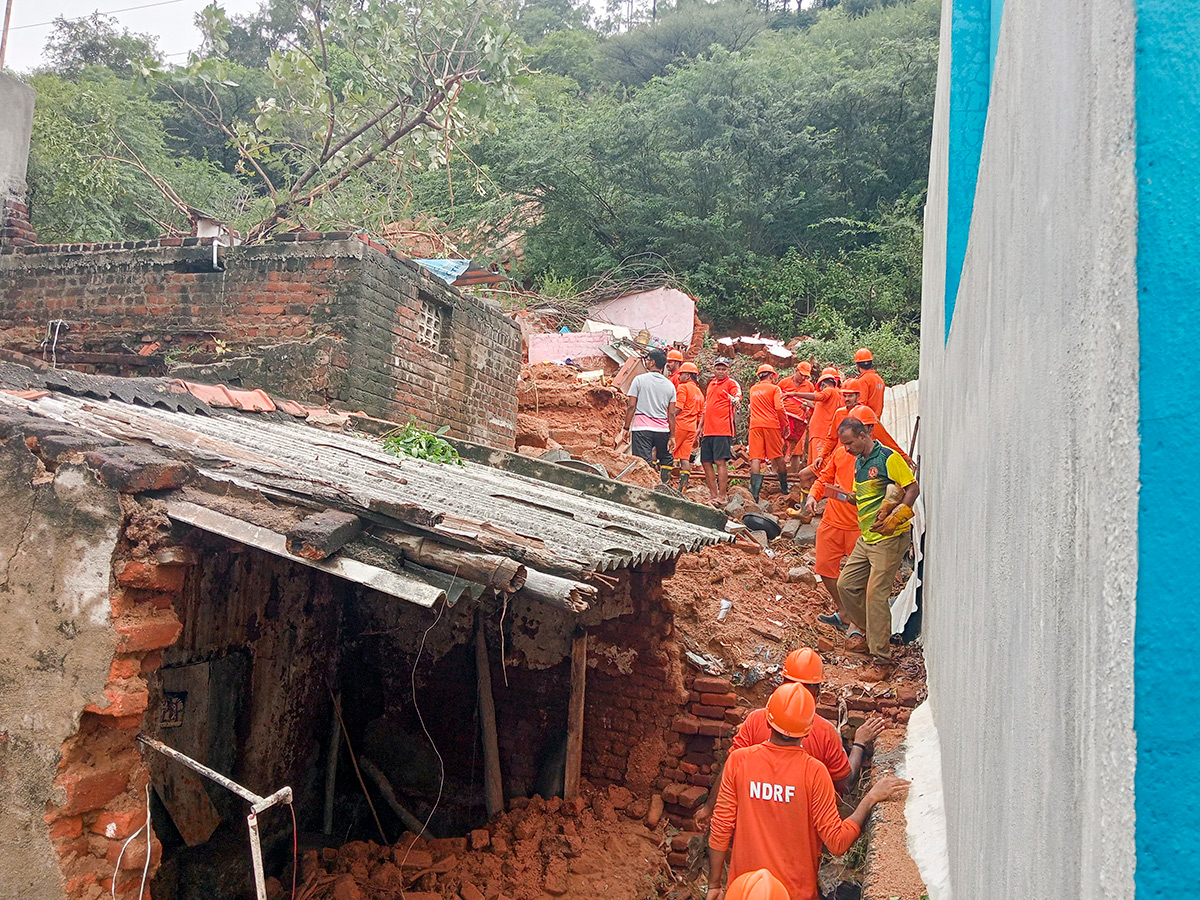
[0,0,13,70]
[137,735,263,804]
[137,734,293,900]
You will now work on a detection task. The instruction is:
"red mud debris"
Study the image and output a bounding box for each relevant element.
[297,789,686,900]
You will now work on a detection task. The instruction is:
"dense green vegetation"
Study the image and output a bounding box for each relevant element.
[20,0,938,374]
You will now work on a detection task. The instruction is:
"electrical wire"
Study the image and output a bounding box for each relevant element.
[111,783,152,900]
[11,0,190,30]
[289,801,299,900]
[398,592,449,899]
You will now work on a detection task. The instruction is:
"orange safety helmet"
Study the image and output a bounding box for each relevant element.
[725,869,791,900]
[797,360,813,375]
[841,378,861,395]
[765,681,816,739]
[678,361,700,374]
[667,349,685,362]
[757,363,777,376]
[818,367,841,385]
[849,404,878,425]
[783,647,824,684]
[854,347,873,363]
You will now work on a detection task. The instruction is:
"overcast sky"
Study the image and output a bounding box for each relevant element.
[3,0,615,73]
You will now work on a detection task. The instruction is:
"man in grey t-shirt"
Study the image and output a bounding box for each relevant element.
[621,348,677,481]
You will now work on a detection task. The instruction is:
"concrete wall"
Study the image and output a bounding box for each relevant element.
[916,0,1138,897]
[0,439,123,900]
[0,74,35,200]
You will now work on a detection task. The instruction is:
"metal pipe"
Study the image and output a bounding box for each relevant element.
[137,735,292,900]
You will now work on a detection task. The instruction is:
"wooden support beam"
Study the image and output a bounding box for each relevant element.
[323,693,341,835]
[376,530,526,592]
[476,614,505,819]
[287,510,364,560]
[564,629,588,802]
[359,757,431,839]
[517,569,596,613]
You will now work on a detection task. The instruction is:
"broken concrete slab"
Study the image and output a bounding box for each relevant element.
[286,510,364,560]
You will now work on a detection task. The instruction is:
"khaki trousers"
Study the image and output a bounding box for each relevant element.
[837,530,911,659]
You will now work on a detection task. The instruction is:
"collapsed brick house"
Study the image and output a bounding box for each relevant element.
[0,359,738,900]
[0,233,521,449]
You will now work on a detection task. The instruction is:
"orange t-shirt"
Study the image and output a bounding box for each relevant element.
[675,380,704,433]
[778,376,814,419]
[808,446,859,531]
[732,708,851,782]
[710,743,861,900]
[856,369,886,417]
[703,377,742,437]
[748,381,788,431]
[669,371,682,387]
[833,408,910,463]
[807,387,843,445]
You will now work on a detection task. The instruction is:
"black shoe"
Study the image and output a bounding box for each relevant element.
[818,612,848,631]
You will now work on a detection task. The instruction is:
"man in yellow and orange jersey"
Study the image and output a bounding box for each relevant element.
[747,364,790,503]
[806,437,867,639]
[706,683,909,900]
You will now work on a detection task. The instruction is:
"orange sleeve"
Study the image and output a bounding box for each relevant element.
[773,386,788,430]
[731,708,768,750]
[709,750,741,852]
[807,719,851,782]
[809,452,838,502]
[807,764,861,856]
[874,421,911,463]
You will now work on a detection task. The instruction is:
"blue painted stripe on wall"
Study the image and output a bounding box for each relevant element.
[1135,0,1200,896]
[943,0,1003,339]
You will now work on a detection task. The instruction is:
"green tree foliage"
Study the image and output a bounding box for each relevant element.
[43,14,162,75]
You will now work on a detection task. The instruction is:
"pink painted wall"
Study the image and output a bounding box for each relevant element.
[588,287,695,345]
[528,330,614,364]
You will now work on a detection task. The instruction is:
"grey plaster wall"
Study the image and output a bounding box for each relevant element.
[0,440,122,899]
[0,74,35,198]
[916,0,1138,897]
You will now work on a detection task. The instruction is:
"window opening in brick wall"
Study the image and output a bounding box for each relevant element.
[416,290,451,353]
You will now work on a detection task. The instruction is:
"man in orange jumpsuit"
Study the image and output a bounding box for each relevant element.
[666,348,685,386]
[695,648,885,828]
[777,361,814,474]
[747,364,790,503]
[706,683,909,900]
[674,362,705,493]
[805,439,867,639]
[794,368,843,489]
[701,358,742,505]
[853,348,886,418]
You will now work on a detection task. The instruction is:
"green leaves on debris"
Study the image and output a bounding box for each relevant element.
[379,420,463,465]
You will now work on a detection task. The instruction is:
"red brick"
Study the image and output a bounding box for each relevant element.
[139,650,163,674]
[47,814,83,840]
[114,612,182,652]
[674,785,708,810]
[691,704,726,719]
[114,561,186,593]
[846,697,876,712]
[85,679,149,718]
[679,762,699,775]
[108,655,141,681]
[699,692,739,708]
[57,769,130,816]
[687,773,714,788]
[698,721,734,737]
[692,676,733,694]
[667,851,688,866]
[671,715,702,735]
[107,832,161,869]
[91,808,147,840]
[724,708,747,725]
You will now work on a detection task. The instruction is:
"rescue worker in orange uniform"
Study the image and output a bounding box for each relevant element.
[701,358,742,505]
[724,869,790,900]
[706,683,909,900]
[697,649,883,832]
[667,348,685,386]
[805,437,868,640]
[747,364,790,503]
[674,362,704,493]
[831,378,861,434]
[853,348,886,418]
[794,368,843,489]
[777,361,814,474]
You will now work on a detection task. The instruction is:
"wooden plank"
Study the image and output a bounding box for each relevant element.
[564,630,588,802]
[323,693,341,835]
[475,615,505,819]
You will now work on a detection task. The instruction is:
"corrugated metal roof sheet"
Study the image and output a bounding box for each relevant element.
[4,391,729,575]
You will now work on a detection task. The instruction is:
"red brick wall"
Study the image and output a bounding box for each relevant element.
[0,234,520,448]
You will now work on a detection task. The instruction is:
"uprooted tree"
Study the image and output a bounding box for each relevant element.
[153,0,523,242]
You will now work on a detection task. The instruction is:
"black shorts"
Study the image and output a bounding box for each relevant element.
[700,435,733,463]
[631,430,671,465]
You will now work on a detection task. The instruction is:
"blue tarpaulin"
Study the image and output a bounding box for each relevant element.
[413,258,471,284]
